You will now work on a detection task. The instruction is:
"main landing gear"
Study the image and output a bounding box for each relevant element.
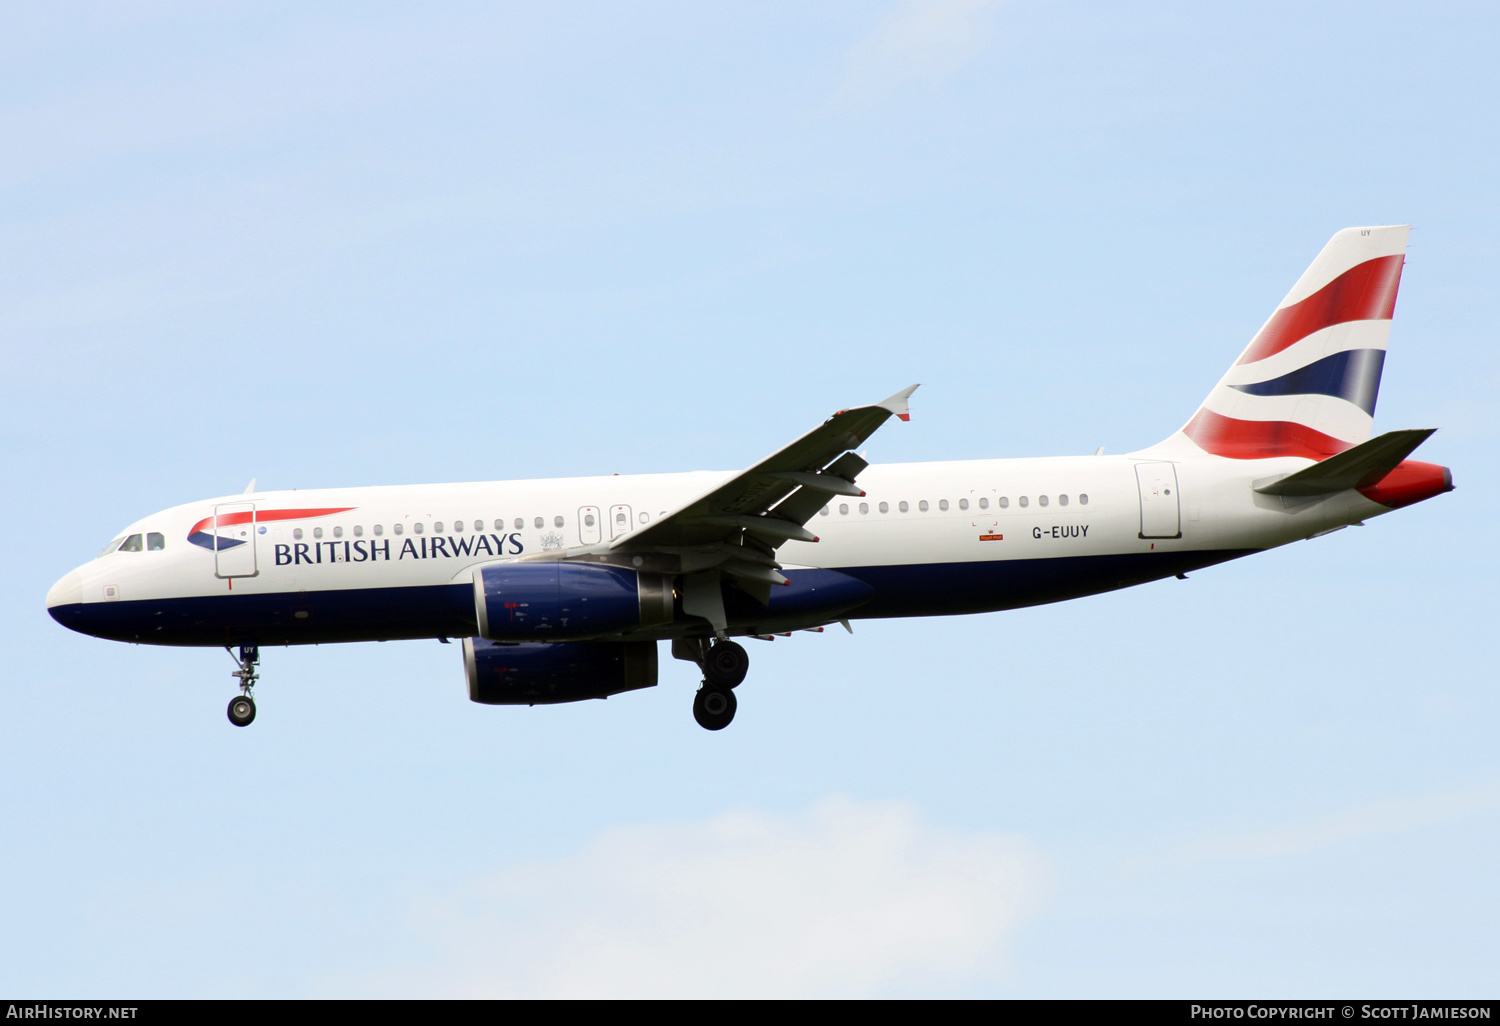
[688,639,748,731]
[694,685,737,731]
[226,645,259,727]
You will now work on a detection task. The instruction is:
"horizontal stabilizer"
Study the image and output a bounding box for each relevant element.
[1254,429,1436,497]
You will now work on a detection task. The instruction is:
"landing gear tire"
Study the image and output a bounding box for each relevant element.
[703,640,749,689]
[693,686,737,731]
[227,694,257,727]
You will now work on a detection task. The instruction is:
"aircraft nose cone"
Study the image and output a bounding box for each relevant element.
[47,570,83,610]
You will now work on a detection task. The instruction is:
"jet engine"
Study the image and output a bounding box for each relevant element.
[463,638,658,705]
[472,563,673,641]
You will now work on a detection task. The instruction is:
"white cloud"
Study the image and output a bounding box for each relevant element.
[831,0,1005,108]
[339,797,1048,998]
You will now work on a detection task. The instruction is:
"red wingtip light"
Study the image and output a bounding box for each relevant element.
[897,413,910,422]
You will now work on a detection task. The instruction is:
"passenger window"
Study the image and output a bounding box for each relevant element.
[999,497,1009,509]
[898,501,909,513]
[515,518,525,530]
[585,514,596,527]
[434,522,444,533]
[333,526,343,538]
[354,525,364,537]
[918,500,929,512]
[878,501,889,513]
[839,503,849,515]
[533,517,544,529]
[1079,493,1089,505]
[958,498,969,511]
[1059,494,1069,507]
[453,521,463,533]
[374,525,383,536]
[615,511,627,527]
[313,527,324,539]
[394,524,404,535]
[1019,496,1029,508]
[640,512,649,523]
[475,521,484,531]
[1039,495,1049,507]
[147,532,165,551]
[554,516,565,528]
[819,507,830,516]
[939,499,949,511]
[858,502,869,515]
[293,528,304,540]
[978,497,989,510]
[118,534,143,552]
[413,523,424,535]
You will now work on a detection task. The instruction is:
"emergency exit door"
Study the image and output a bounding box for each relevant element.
[212,502,259,578]
[1135,462,1181,539]
[578,506,602,545]
[609,505,633,539]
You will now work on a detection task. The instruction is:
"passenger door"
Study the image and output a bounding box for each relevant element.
[1135,462,1181,539]
[213,501,259,578]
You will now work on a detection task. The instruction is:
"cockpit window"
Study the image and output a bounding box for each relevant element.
[98,537,125,558]
[117,534,143,553]
[147,532,165,551]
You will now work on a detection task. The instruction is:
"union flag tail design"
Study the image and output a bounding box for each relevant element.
[1166,225,1409,460]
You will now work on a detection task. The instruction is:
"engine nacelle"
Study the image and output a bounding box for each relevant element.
[463,638,658,705]
[472,562,673,641]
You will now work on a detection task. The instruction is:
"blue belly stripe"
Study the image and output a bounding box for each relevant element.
[48,550,1259,647]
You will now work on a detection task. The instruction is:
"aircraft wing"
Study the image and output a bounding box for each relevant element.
[610,385,918,603]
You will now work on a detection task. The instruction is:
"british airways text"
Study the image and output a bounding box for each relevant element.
[274,533,524,565]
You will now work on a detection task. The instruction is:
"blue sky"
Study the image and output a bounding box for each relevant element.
[1,0,1496,997]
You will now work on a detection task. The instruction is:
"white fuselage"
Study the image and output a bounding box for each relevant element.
[47,451,1391,649]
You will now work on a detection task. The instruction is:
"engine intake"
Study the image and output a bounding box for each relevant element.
[463,638,658,705]
[473,562,673,641]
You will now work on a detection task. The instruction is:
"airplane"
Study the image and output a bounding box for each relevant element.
[46,225,1452,731]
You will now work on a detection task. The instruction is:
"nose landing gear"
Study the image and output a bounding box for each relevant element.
[226,645,259,727]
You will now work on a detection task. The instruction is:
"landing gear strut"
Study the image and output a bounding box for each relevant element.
[226,645,259,727]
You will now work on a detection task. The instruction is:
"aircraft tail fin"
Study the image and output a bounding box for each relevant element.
[1154,226,1410,460]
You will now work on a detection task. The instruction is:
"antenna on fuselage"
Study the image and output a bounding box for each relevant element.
[243,478,257,494]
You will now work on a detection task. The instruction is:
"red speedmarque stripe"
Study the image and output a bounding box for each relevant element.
[188,507,356,535]
[1237,254,1404,365]
[1183,409,1353,460]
